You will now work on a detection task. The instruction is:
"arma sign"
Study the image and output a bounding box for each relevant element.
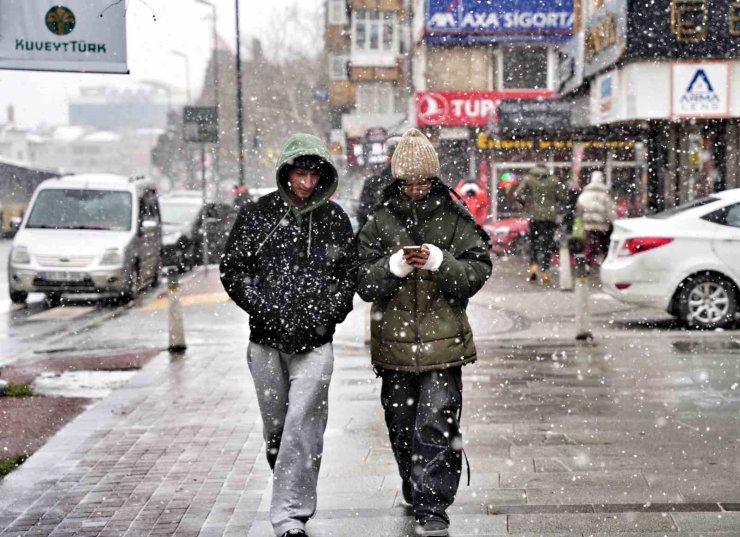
[416,91,555,127]
[0,0,128,74]
[671,62,730,118]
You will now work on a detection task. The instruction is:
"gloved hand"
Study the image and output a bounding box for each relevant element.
[389,249,414,278]
[421,244,444,271]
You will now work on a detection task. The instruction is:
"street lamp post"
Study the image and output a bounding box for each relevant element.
[170,49,191,104]
[195,0,218,105]
[235,0,245,187]
[195,0,220,189]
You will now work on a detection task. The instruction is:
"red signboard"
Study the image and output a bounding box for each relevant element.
[416,91,555,127]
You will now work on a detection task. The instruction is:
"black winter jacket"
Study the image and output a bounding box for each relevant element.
[220,133,357,354]
[220,193,357,354]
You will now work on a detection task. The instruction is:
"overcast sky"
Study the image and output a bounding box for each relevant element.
[0,0,324,129]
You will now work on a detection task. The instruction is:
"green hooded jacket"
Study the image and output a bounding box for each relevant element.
[514,166,567,222]
[276,133,338,222]
[357,186,492,372]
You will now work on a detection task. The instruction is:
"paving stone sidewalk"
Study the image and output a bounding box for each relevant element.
[1,267,740,537]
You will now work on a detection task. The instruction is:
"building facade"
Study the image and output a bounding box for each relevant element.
[558,0,740,213]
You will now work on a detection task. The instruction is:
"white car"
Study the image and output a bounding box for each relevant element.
[601,189,740,329]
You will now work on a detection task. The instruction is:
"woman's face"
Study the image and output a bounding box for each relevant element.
[400,178,432,201]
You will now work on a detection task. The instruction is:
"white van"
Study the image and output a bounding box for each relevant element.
[7,174,162,304]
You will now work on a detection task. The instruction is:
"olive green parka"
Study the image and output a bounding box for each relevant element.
[514,166,567,222]
[357,185,492,372]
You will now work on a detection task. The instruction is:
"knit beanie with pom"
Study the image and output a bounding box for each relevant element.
[391,128,440,180]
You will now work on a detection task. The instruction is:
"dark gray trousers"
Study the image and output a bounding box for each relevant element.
[379,367,463,524]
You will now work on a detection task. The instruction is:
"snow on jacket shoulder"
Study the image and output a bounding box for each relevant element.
[576,183,616,232]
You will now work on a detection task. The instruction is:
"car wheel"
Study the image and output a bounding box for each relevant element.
[678,273,738,329]
[9,289,28,304]
[120,263,140,303]
[45,292,63,306]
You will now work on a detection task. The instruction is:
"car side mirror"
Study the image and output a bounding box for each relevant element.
[9,216,21,235]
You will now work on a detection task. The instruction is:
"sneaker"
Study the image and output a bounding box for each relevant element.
[415,518,449,537]
[280,530,307,537]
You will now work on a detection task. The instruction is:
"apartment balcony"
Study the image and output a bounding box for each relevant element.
[350,60,403,82]
[330,81,357,107]
[350,0,403,11]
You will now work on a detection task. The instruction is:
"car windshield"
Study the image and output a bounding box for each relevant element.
[160,201,202,225]
[25,189,132,230]
[648,197,720,219]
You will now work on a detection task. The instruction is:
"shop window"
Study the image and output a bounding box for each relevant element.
[500,45,548,90]
[328,0,348,25]
[330,55,349,80]
[731,2,740,36]
[356,82,395,114]
[671,0,707,43]
[353,11,396,53]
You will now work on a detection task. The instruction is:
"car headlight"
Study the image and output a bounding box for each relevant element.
[10,246,30,264]
[100,248,123,265]
[492,227,511,237]
[162,232,183,247]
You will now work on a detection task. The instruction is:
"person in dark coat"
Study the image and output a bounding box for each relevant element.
[357,128,492,537]
[356,135,401,230]
[220,133,357,537]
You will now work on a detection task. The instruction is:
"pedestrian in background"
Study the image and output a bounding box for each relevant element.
[514,165,567,285]
[357,128,492,537]
[576,170,616,267]
[356,135,402,230]
[220,133,357,537]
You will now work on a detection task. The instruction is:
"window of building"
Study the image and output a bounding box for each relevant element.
[330,55,349,80]
[328,0,347,25]
[500,45,549,90]
[353,10,396,52]
[356,82,395,114]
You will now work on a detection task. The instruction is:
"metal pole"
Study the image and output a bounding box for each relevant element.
[235,0,246,187]
[200,144,210,270]
[574,253,593,341]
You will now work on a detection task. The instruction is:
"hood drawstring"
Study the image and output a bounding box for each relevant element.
[307,212,313,259]
[256,207,291,256]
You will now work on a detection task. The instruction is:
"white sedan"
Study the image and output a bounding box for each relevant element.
[601,189,740,329]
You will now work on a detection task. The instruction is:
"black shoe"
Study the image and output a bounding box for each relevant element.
[401,480,413,505]
[281,530,307,537]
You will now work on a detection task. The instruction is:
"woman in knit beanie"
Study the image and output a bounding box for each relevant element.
[357,128,492,537]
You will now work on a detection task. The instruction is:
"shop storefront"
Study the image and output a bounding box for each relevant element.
[558,0,740,212]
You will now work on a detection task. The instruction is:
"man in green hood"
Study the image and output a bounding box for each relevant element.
[220,133,357,537]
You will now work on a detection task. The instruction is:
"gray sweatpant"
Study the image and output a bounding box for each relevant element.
[247,341,334,536]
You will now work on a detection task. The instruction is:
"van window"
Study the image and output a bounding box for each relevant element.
[26,189,132,231]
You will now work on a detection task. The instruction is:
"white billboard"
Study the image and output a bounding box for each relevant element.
[0,0,128,74]
[671,62,730,119]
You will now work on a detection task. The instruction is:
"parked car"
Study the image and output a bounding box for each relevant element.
[8,174,162,304]
[482,216,529,256]
[159,194,234,271]
[601,189,740,329]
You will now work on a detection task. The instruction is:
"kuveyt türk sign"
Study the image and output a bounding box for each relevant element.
[0,0,128,74]
[671,62,730,119]
[416,91,556,128]
[425,0,575,45]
